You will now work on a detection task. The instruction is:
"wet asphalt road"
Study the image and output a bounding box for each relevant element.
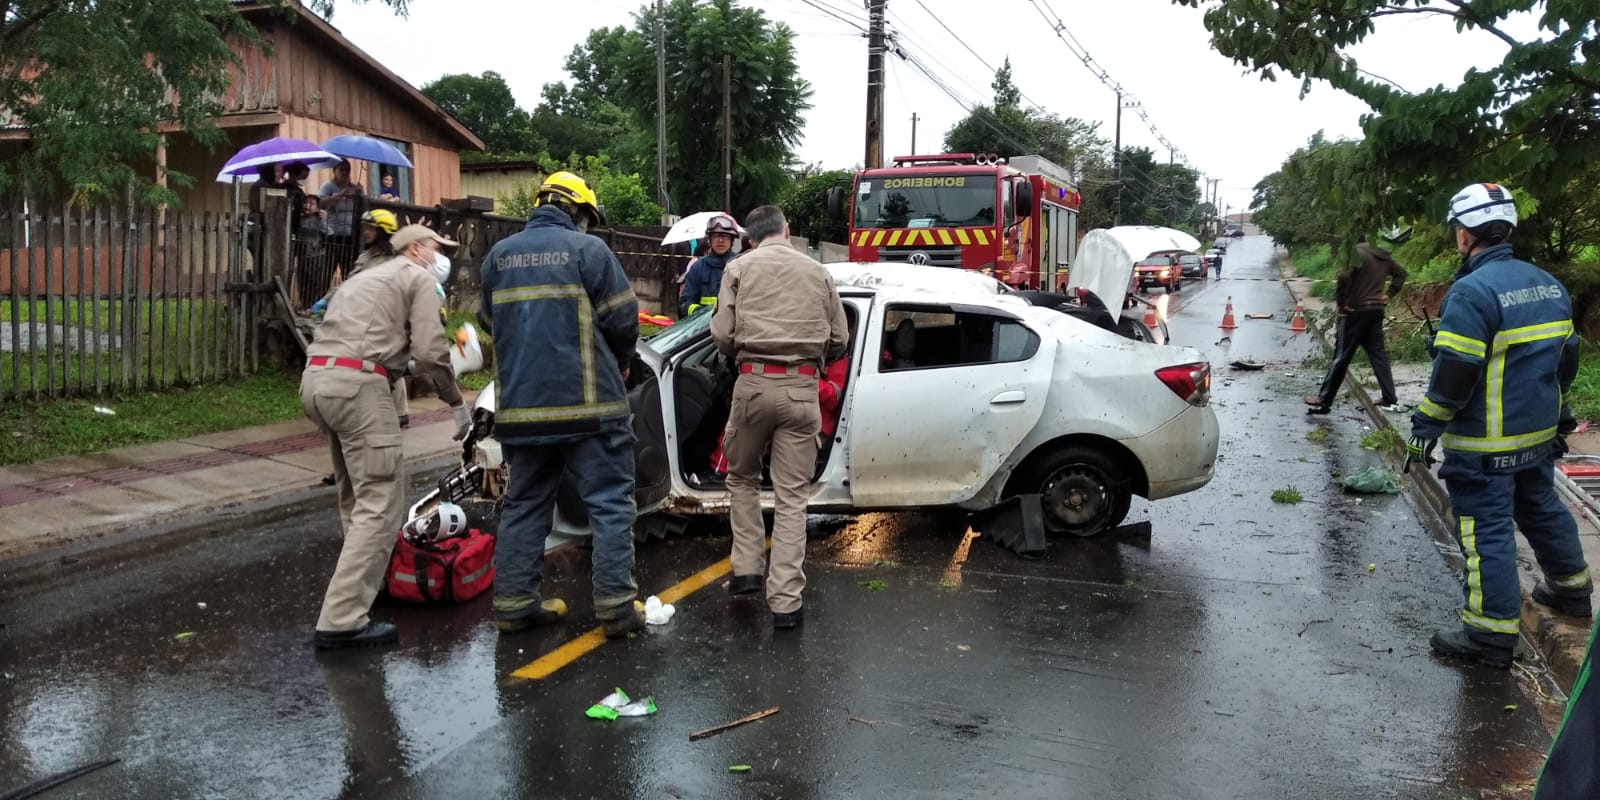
[0,238,1555,799]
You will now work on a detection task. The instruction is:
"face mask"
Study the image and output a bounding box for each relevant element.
[428,253,451,286]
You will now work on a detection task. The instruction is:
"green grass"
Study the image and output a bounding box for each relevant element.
[1,298,227,335]
[0,369,302,465]
[1290,245,1339,301]
[1306,428,1330,443]
[857,579,887,591]
[1569,340,1600,421]
[1271,486,1304,504]
[1360,428,1402,451]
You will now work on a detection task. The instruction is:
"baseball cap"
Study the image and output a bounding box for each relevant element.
[391,224,459,251]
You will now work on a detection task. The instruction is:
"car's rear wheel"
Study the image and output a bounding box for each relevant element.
[1021,446,1132,537]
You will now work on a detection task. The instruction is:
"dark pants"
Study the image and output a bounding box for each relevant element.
[493,419,639,622]
[1440,457,1590,646]
[1536,619,1599,798]
[1316,308,1397,405]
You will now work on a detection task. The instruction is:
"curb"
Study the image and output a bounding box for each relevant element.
[1282,269,1589,688]
[0,440,464,571]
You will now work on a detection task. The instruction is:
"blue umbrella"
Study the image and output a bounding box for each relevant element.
[216,137,341,182]
[321,135,414,168]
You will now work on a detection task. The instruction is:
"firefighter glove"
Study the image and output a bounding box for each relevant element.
[1403,435,1438,472]
[451,403,472,441]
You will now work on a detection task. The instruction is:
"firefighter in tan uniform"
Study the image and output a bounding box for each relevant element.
[710,206,848,629]
[302,224,471,649]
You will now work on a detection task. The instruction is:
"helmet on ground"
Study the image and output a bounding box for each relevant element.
[706,214,739,238]
[536,171,605,229]
[360,209,399,235]
[1446,182,1518,230]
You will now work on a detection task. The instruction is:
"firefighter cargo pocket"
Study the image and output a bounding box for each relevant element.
[363,433,403,480]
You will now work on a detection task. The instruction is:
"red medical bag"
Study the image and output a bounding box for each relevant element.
[385,528,495,604]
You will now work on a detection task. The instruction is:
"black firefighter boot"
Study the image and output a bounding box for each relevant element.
[1430,628,1515,669]
[1532,582,1593,617]
[599,600,647,640]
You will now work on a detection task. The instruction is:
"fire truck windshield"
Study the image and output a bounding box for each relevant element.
[852,174,998,229]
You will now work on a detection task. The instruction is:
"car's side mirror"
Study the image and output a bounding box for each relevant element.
[826,187,845,220]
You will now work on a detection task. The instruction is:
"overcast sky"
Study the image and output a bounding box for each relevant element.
[328,0,1533,213]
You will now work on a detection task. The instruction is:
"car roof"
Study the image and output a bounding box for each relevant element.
[828,262,1012,299]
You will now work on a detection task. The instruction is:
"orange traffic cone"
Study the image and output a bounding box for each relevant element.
[1289,301,1308,332]
[1143,302,1159,329]
[1219,297,1237,330]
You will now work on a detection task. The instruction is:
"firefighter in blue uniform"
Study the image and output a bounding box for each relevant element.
[1407,182,1592,668]
[678,214,740,317]
[480,171,646,640]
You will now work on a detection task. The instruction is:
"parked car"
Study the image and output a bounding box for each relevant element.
[1178,254,1205,278]
[1213,237,1229,253]
[1134,254,1184,292]
[1229,228,1245,238]
[415,264,1220,541]
[1204,249,1223,271]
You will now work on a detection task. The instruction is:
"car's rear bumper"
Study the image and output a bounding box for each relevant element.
[1126,402,1220,500]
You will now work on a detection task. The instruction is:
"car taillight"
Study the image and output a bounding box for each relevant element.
[1156,362,1211,406]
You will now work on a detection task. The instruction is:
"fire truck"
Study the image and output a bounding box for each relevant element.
[828,153,1082,290]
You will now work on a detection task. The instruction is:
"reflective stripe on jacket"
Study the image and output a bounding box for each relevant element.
[480,206,638,442]
[1412,244,1576,465]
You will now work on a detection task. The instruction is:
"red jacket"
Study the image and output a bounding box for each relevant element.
[818,357,849,438]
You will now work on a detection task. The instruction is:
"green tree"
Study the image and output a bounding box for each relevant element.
[780,167,853,244]
[558,0,812,216]
[942,62,1115,226]
[0,0,405,203]
[1174,0,1600,258]
[496,154,663,227]
[420,71,537,156]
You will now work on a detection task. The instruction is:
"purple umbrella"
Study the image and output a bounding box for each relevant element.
[216,137,342,183]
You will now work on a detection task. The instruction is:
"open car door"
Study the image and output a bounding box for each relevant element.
[845,301,1056,507]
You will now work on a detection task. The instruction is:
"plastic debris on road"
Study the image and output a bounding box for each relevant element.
[1229,359,1265,371]
[1341,467,1401,494]
[586,688,657,721]
[645,595,675,626]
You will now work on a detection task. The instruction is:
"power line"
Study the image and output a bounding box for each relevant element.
[1022,0,1197,172]
[896,0,1051,114]
[793,0,868,32]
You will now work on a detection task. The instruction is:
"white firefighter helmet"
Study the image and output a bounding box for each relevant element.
[402,501,468,544]
[1446,182,1518,230]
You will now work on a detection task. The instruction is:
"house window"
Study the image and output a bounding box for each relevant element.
[879,304,1040,372]
[370,136,413,204]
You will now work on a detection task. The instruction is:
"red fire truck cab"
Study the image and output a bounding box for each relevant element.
[828,153,1082,290]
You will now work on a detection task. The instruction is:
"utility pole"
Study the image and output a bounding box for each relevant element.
[1112,90,1123,227]
[723,53,733,213]
[864,0,886,169]
[910,112,919,155]
[655,0,671,221]
[1166,148,1175,226]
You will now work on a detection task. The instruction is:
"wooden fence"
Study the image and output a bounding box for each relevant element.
[1,203,250,401]
[1,195,693,402]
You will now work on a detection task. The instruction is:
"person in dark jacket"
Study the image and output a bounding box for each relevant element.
[1535,619,1599,798]
[679,213,740,316]
[1407,182,1590,668]
[1304,241,1407,414]
[479,171,646,640]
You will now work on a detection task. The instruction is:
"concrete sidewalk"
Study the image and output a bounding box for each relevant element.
[0,392,474,563]
[1283,267,1599,687]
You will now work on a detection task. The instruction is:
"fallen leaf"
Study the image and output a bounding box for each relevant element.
[1368,563,1377,572]
[956,644,971,652]
[1503,704,1518,712]
[174,632,196,640]
[728,765,752,773]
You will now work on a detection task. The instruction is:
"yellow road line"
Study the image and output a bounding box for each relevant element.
[509,556,735,681]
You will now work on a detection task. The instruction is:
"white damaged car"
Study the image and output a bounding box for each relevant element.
[416,263,1219,540]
